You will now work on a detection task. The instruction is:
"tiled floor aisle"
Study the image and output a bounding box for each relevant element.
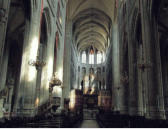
[79,120,100,128]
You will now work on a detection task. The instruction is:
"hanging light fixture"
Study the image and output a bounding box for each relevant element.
[28,51,46,70]
[49,72,62,87]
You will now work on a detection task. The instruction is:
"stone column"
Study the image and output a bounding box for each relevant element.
[62,21,72,110]
[127,16,139,116]
[5,85,13,113]
[119,31,129,115]
[13,1,42,117]
[86,50,89,64]
[80,52,82,63]
[0,0,11,77]
[111,24,121,112]
[94,50,97,64]
[77,66,80,89]
[137,43,145,116]
[0,49,9,118]
[140,0,165,119]
[0,0,11,119]
[162,58,168,117]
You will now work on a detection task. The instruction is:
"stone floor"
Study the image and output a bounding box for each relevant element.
[79,120,100,128]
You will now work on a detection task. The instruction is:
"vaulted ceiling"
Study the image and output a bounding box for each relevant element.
[66,0,116,53]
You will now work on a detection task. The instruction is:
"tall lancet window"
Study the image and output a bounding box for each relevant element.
[97,51,102,64]
[82,51,86,63]
[89,46,94,64]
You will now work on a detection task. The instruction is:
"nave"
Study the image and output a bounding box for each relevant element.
[1,0,168,128]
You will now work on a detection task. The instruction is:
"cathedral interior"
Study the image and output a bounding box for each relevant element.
[0,0,168,128]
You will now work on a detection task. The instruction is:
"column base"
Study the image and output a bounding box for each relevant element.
[112,106,128,115]
[129,107,145,116]
[145,110,166,120]
[0,99,4,120]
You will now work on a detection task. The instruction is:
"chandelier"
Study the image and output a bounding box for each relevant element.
[49,72,62,87]
[28,55,46,70]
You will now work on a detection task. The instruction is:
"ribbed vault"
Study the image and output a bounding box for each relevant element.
[67,0,115,53]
